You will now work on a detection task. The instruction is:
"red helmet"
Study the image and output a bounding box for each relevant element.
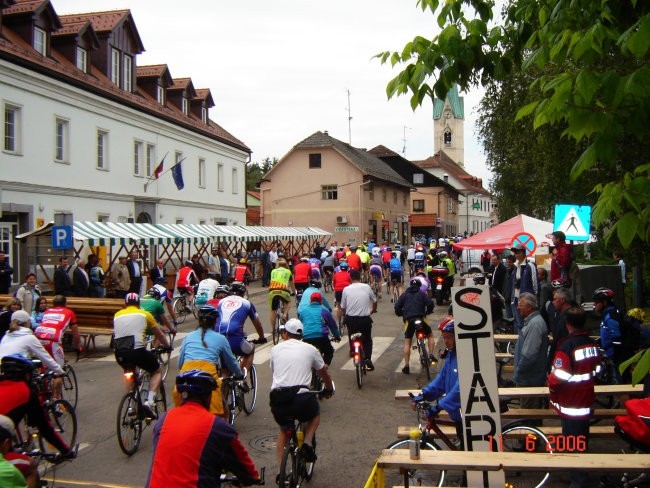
[592,287,615,302]
[438,316,454,332]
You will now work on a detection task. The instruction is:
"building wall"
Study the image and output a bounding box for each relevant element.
[433,100,465,165]
[457,192,495,236]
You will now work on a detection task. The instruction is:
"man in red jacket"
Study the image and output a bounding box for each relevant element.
[550,231,573,283]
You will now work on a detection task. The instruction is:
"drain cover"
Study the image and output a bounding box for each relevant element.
[249,434,277,452]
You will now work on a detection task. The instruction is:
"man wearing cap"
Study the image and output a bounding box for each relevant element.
[298,292,340,365]
[340,269,377,371]
[551,231,573,283]
[509,244,538,333]
[270,319,334,472]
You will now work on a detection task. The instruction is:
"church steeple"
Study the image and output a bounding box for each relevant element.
[433,85,465,167]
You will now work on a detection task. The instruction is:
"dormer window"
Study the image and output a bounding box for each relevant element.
[413,173,423,185]
[111,48,121,85]
[182,97,188,115]
[157,84,165,105]
[33,27,46,56]
[76,47,87,72]
[201,106,207,123]
[123,55,132,92]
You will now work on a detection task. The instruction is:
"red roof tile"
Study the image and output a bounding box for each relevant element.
[136,64,169,77]
[53,18,90,36]
[414,151,490,195]
[3,0,43,15]
[169,77,191,90]
[59,10,130,33]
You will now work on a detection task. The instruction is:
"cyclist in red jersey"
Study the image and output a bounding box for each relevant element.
[346,249,361,271]
[293,256,313,294]
[233,259,252,285]
[176,260,198,296]
[332,262,352,324]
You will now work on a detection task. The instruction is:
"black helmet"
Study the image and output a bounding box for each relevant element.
[230,281,247,297]
[309,279,322,289]
[409,278,421,288]
[215,285,230,295]
[176,369,217,396]
[593,287,615,302]
[198,306,219,322]
[1,354,35,380]
[147,287,161,299]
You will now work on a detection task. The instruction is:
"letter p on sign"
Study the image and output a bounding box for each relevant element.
[52,225,73,250]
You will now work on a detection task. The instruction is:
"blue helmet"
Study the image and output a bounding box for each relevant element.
[176,369,217,396]
[339,262,349,270]
[1,354,35,379]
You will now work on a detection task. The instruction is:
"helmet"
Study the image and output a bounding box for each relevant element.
[215,285,230,295]
[198,305,219,322]
[309,279,322,289]
[438,251,448,258]
[627,308,647,322]
[1,354,35,379]
[410,278,421,288]
[125,293,140,305]
[386,247,392,251]
[592,287,615,302]
[230,281,247,297]
[147,287,161,299]
[184,260,193,266]
[551,278,571,289]
[238,258,247,264]
[438,316,455,332]
[339,262,349,270]
[176,369,217,396]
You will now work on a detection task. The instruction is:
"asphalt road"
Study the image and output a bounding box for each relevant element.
[42,280,631,488]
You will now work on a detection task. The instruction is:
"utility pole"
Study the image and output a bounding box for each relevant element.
[346,89,352,145]
[402,126,411,154]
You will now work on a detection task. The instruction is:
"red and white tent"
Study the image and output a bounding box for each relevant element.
[453,214,553,253]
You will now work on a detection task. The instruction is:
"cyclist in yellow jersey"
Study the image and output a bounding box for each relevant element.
[268,259,295,333]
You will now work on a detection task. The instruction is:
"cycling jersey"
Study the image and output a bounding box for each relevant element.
[113,306,157,350]
[293,262,312,284]
[269,267,292,291]
[140,296,166,323]
[346,253,361,271]
[381,250,392,264]
[421,348,461,422]
[176,266,197,289]
[296,287,332,317]
[151,284,172,303]
[358,251,370,265]
[34,306,76,343]
[299,302,340,341]
[195,279,219,306]
[233,264,249,283]
[332,270,351,292]
[216,296,259,339]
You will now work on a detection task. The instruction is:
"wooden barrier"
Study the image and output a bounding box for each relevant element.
[397,424,617,439]
[433,407,626,420]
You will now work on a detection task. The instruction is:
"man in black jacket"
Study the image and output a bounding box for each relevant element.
[0,252,13,294]
[489,254,507,295]
[394,278,435,374]
[126,250,143,294]
[53,256,72,297]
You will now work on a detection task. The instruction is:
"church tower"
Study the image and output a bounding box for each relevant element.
[433,85,465,167]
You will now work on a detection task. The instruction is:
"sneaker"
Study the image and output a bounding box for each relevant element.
[141,401,158,420]
[365,359,375,371]
[300,443,317,463]
[402,365,410,374]
[238,381,250,393]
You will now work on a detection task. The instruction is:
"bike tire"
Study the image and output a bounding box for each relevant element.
[155,382,168,416]
[158,347,171,382]
[116,392,142,456]
[500,424,552,488]
[242,365,257,414]
[62,363,79,409]
[172,297,187,324]
[418,340,431,381]
[386,438,444,487]
[273,313,282,345]
[279,445,297,488]
[40,399,77,455]
[304,432,316,480]
[355,360,364,389]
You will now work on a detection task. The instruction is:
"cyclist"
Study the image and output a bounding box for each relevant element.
[147,284,180,327]
[381,246,392,283]
[358,247,370,282]
[394,278,435,374]
[0,414,38,488]
[233,258,252,285]
[438,251,456,302]
[298,292,340,365]
[175,260,198,298]
[308,253,322,282]
[406,244,416,276]
[195,277,220,307]
[174,306,241,419]
[413,270,432,297]
[346,246,362,272]
[113,293,170,419]
[297,279,332,317]
[147,370,260,488]
[207,284,230,308]
[293,256,313,297]
[368,253,384,299]
[410,317,462,446]
[141,288,177,340]
[216,282,266,375]
[267,259,294,335]
[593,287,624,379]
[332,261,351,324]
[341,269,377,371]
[0,355,75,459]
[413,245,426,274]
[388,252,404,302]
[270,319,334,470]
[322,250,336,278]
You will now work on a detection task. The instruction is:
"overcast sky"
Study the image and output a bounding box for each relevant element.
[54,0,491,184]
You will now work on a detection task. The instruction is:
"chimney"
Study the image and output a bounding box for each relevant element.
[443,174,448,183]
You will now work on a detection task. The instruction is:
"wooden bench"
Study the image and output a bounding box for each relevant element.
[396,424,617,439]
[432,408,626,420]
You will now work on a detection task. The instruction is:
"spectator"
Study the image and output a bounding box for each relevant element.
[191,254,205,281]
[30,297,48,329]
[149,259,166,287]
[126,250,143,294]
[53,256,72,297]
[537,268,552,322]
[550,231,573,283]
[0,252,13,295]
[489,254,507,296]
[513,293,548,424]
[111,256,131,299]
[0,299,21,342]
[547,286,573,372]
[480,250,491,273]
[260,248,271,287]
[14,273,41,315]
[71,259,90,297]
[88,256,106,298]
[509,245,538,333]
[219,250,231,284]
[207,248,221,281]
[613,251,626,286]
[503,255,516,319]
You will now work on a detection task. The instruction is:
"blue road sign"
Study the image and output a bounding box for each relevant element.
[52,225,73,250]
[553,205,591,241]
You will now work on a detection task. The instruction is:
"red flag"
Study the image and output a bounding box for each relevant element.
[153,158,164,179]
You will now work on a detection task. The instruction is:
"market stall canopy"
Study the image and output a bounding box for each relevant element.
[452,214,553,252]
[17,222,332,246]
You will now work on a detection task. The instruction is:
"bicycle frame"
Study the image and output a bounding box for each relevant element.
[351,333,364,366]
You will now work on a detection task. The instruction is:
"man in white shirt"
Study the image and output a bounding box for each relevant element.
[340,269,377,370]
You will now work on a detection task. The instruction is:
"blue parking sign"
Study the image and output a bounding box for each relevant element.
[52,225,73,250]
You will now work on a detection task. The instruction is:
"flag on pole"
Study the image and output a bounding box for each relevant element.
[171,157,186,190]
[153,156,165,179]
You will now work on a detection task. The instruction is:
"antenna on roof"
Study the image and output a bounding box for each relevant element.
[346,89,352,145]
[402,126,411,154]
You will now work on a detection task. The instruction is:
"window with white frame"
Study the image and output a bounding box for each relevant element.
[321,185,338,200]
[232,168,238,194]
[123,55,132,91]
[133,141,143,176]
[55,117,69,162]
[157,84,165,105]
[217,163,224,191]
[198,158,206,188]
[76,47,87,72]
[201,106,207,123]
[146,144,155,177]
[182,97,188,115]
[199,219,206,225]
[33,27,46,56]
[97,129,108,169]
[111,48,120,85]
[3,104,21,153]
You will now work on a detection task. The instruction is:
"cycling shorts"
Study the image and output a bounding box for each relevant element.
[115,347,159,374]
[268,289,291,309]
[295,282,309,293]
[334,291,343,304]
[270,392,319,429]
[323,266,334,274]
[42,341,65,367]
[403,319,432,340]
[226,336,254,357]
[390,271,403,283]
[369,265,383,278]
[310,268,321,279]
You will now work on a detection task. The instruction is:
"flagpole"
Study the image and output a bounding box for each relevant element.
[144,152,168,192]
[144,156,187,192]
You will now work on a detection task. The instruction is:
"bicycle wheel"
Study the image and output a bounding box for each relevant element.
[355,357,364,389]
[279,446,297,488]
[303,432,316,480]
[116,392,142,455]
[172,297,187,324]
[190,298,199,319]
[418,340,431,380]
[385,438,444,487]
[242,365,257,414]
[500,424,552,488]
[62,363,78,409]
[158,346,171,382]
[273,313,282,345]
[154,382,168,417]
[324,277,332,293]
[39,399,77,455]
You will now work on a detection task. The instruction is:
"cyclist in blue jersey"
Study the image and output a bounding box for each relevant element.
[389,252,404,302]
[216,282,266,374]
[297,279,332,317]
[298,292,340,365]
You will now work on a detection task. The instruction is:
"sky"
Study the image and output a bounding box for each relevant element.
[54,0,491,185]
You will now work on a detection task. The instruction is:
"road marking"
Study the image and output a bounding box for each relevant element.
[42,479,140,488]
[340,336,394,370]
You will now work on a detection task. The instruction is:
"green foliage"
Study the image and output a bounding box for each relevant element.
[246,157,278,191]
[619,347,650,387]
[376,0,650,248]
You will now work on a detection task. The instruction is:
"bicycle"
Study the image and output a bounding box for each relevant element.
[386,395,553,488]
[116,347,169,455]
[273,305,287,345]
[146,330,176,381]
[322,271,333,294]
[411,319,435,380]
[221,364,257,426]
[172,286,198,324]
[56,361,78,409]
[221,467,266,487]
[351,332,367,389]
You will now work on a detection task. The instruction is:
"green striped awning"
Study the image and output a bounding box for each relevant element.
[73,222,178,246]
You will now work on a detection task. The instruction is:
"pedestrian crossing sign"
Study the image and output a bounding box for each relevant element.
[553,204,591,241]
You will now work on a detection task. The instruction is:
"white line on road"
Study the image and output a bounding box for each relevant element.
[341,336,394,370]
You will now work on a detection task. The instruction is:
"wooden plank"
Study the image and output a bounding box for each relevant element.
[494,334,519,342]
[397,425,615,439]
[433,408,625,420]
[495,352,514,360]
[377,449,650,472]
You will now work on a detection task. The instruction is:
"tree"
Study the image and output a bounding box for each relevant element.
[246,157,278,191]
[377,0,650,248]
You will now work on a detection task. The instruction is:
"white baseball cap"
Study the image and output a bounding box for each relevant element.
[11,310,31,324]
[284,318,303,335]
